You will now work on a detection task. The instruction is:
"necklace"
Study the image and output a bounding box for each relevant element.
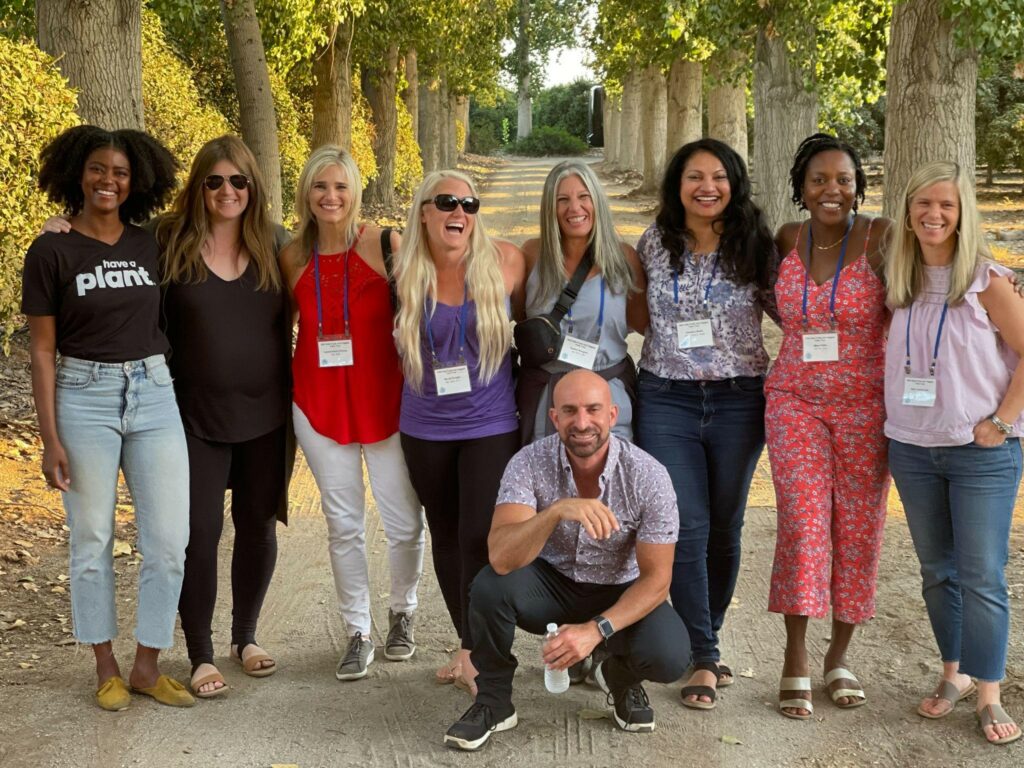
[811,228,847,250]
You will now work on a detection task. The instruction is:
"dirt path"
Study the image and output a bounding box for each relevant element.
[1,155,1022,767]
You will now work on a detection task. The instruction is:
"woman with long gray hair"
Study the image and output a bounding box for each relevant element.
[517,160,644,444]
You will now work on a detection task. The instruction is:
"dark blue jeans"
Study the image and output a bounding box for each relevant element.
[635,369,765,664]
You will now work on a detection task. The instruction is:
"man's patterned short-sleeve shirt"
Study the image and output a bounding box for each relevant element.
[496,433,678,585]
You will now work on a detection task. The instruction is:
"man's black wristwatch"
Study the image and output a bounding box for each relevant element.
[593,615,615,640]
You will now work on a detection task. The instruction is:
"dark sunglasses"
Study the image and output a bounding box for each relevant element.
[203,174,251,191]
[425,194,480,214]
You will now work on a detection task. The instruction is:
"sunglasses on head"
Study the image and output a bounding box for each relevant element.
[425,194,480,214]
[203,174,251,191]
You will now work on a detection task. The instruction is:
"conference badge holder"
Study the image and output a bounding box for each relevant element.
[318,334,354,367]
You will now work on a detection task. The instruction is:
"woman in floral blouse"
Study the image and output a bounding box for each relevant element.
[634,139,777,711]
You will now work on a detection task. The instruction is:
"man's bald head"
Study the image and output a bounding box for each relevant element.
[550,370,618,459]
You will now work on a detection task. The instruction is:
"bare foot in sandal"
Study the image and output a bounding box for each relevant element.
[231,643,276,677]
[190,662,228,698]
[918,671,974,718]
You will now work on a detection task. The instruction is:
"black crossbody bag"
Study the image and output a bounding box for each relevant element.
[513,248,594,368]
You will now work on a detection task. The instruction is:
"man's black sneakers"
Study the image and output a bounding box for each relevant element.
[444,702,518,750]
[592,660,656,732]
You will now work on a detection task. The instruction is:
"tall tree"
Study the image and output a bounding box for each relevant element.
[883,0,1024,215]
[36,0,145,130]
[506,0,581,139]
[311,19,355,149]
[221,0,282,219]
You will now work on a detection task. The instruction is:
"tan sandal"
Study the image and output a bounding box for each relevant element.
[190,663,229,699]
[824,667,866,709]
[230,643,277,678]
[917,678,976,719]
[779,676,813,720]
[978,704,1022,745]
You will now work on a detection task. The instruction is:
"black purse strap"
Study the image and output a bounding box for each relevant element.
[549,246,594,322]
[380,227,399,312]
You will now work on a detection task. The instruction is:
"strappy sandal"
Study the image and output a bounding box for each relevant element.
[917,678,976,719]
[824,667,866,709]
[977,703,1022,745]
[230,643,277,678]
[680,661,719,710]
[779,676,813,720]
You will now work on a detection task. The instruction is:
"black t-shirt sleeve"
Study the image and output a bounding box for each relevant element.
[21,239,59,316]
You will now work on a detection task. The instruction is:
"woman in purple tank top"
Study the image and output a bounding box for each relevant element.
[394,170,526,694]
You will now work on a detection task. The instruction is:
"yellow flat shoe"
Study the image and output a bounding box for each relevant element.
[96,676,131,712]
[132,674,195,708]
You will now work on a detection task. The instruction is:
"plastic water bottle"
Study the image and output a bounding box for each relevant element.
[543,623,570,693]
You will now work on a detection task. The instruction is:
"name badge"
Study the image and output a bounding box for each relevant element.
[802,332,839,362]
[318,336,354,367]
[434,364,472,396]
[902,376,937,407]
[677,319,714,349]
[558,335,599,370]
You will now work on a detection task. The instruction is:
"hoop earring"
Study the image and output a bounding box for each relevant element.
[905,215,914,232]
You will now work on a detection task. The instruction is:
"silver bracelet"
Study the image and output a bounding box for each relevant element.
[989,414,1014,435]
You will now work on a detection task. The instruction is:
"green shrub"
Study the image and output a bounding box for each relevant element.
[142,10,231,178]
[395,95,423,199]
[532,79,594,142]
[509,126,588,157]
[469,88,517,154]
[269,69,311,222]
[0,36,79,343]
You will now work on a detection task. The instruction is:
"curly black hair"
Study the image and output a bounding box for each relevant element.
[656,138,775,289]
[789,133,867,211]
[38,125,178,224]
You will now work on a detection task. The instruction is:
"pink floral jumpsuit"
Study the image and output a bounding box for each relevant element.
[764,221,890,624]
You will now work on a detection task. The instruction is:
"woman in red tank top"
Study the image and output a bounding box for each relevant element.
[279,146,425,682]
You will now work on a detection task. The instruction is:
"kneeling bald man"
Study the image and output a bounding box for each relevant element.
[445,370,688,750]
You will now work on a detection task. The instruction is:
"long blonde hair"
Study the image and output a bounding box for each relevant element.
[157,135,279,290]
[532,161,634,311]
[290,145,363,264]
[395,170,511,390]
[886,160,988,307]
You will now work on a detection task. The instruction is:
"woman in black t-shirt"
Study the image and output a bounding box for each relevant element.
[21,125,194,710]
[155,135,290,696]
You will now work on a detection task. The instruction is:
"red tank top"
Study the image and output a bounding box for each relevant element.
[292,233,402,444]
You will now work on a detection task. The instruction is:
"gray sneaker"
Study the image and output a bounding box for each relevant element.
[335,632,374,680]
[384,610,416,661]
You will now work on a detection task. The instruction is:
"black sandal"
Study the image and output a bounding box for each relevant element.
[680,661,718,710]
[717,663,735,688]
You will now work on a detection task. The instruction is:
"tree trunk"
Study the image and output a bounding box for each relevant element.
[454,95,469,156]
[619,70,643,173]
[220,0,282,220]
[707,51,748,161]
[419,77,442,173]
[882,0,977,217]
[603,92,620,167]
[311,20,353,150]
[753,27,818,231]
[403,49,419,145]
[515,0,532,139]
[364,43,400,207]
[36,0,144,130]
[640,66,667,193]
[439,75,453,168]
[666,59,702,156]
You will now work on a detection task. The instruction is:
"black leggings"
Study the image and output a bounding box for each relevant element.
[400,429,519,649]
[178,426,285,666]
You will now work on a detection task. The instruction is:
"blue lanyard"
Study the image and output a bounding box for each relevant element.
[567,278,605,335]
[672,254,719,312]
[802,218,854,328]
[904,302,949,376]
[312,243,350,338]
[424,282,468,366]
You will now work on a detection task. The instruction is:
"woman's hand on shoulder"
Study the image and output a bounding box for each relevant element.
[39,216,71,235]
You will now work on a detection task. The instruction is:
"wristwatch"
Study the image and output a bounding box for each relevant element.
[990,414,1014,436]
[593,615,615,640]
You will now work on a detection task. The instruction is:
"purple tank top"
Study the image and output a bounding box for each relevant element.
[400,299,519,440]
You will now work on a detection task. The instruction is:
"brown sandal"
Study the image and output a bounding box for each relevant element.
[190,663,229,699]
[917,679,976,719]
[230,643,277,678]
[978,704,1022,745]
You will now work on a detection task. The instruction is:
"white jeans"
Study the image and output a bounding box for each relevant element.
[293,405,425,636]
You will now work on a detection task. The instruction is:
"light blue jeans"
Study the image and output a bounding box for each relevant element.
[56,355,189,649]
[888,438,1021,682]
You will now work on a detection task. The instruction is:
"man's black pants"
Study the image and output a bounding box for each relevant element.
[469,558,689,711]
